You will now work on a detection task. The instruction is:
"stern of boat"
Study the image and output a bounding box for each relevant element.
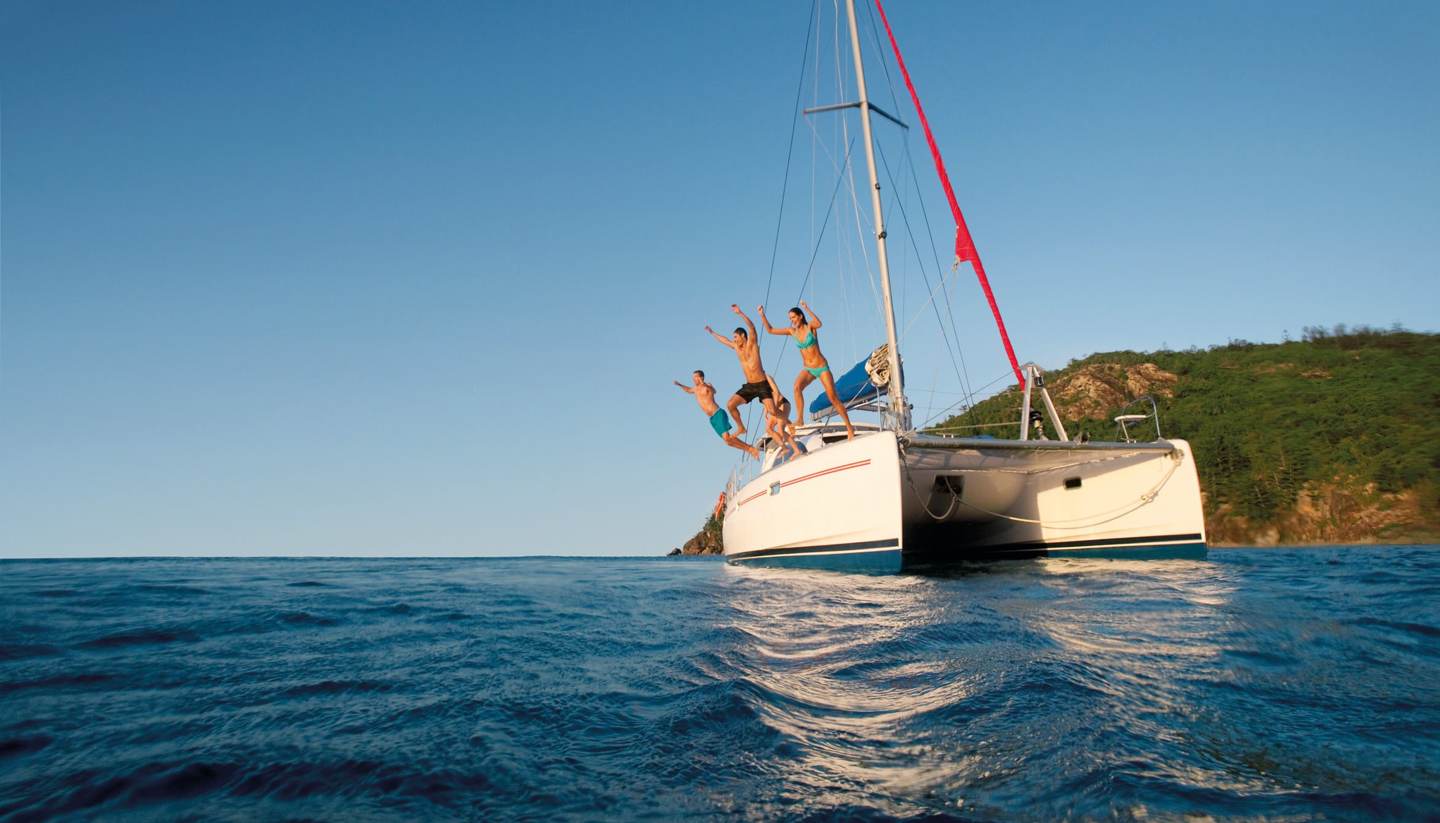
[899,436,1207,564]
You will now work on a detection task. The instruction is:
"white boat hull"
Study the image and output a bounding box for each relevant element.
[722,431,1206,572]
[723,431,906,572]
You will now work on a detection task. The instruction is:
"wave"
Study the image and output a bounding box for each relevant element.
[273,611,340,628]
[0,735,53,759]
[78,629,201,649]
[0,643,61,661]
[282,680,395,697]
[0,672,115,695]
[135,584,212,596]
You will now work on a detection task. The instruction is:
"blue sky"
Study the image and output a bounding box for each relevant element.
[3,0,1437,556]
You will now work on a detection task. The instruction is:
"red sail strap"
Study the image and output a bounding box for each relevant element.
[872,0,1025,390]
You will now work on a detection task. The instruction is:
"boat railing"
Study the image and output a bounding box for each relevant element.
[916,392,1169,448]
[738,421,885,486]
[920,420,1017,438]
[1114,395,1163,443]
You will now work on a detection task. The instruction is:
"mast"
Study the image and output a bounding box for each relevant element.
[843,0,909,431]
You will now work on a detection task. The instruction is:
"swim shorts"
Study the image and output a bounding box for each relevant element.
[709,408,732,437]
[735,381,773,402]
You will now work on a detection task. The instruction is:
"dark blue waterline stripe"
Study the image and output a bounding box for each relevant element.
[727,538,900,561]
[1048,543,1206,559]
[1030,532,1203,550]
[904,532,1204,557]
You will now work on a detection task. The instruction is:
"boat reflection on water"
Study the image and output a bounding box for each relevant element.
[710,558,1242,816]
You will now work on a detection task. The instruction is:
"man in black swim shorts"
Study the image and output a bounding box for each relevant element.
[705,304,778,435]
[735,380,773,404]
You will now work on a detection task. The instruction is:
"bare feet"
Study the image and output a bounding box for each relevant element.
[735,424,747,436]
[746,445,760,459]
[845,425,855,440]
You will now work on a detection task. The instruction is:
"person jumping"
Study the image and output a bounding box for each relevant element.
[758,300,854,439]
[674,370,759,459]
[705,304,778,435]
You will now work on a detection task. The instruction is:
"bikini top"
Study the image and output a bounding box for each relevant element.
[795,330,816,350]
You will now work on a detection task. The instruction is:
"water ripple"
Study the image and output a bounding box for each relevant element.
[0,549,1436,820]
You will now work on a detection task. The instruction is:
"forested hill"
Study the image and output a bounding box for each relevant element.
[932,327,1440,545]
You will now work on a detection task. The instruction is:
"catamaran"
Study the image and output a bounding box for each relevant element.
[721,0,1206,572]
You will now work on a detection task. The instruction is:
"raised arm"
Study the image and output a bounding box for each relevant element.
[801,299,822,330]
[758,305,789,336]
[673,380,695,395]
[732,304,758,340]
[704,325,736,349]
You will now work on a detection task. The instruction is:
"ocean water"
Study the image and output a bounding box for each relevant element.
[1,549,1437,822]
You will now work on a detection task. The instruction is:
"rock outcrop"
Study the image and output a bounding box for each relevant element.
[679,514,723,556]
[1049,362,1178,421]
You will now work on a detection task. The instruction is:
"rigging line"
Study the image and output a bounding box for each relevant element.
[761,0,820,312]
[822,82,882,318]
[831,0,870,363]
[901,143,979,422]
[802,115,882,321]
[837,187,855,366]
[771,134,858,380]
[904,386,994,396]
[874,139,969,394]
[898,270,952,339]
[837,119,884,317]
[917,368,1014,429]
[825,3,883,322]
[926,421,1022,431]
[796,136,859,298]
[862,0,905,124]
[901,135,977,411]
[809,0,820,254]
[921,366,1013,420]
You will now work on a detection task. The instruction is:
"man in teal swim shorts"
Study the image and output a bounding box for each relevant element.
[674,370,759,459]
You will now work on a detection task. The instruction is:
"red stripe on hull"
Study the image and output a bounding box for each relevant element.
[736,459,871,508]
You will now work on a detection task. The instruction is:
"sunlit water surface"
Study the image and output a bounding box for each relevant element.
[2,548,1437,821]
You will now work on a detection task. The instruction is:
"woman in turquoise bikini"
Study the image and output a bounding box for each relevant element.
[758,301,855,439]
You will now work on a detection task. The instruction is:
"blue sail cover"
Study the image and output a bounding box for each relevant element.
[809,356,884,417]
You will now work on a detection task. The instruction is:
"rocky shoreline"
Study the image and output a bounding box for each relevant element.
[670,514,723,556]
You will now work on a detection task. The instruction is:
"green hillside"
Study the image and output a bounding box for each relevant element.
[933,326,1440,544]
